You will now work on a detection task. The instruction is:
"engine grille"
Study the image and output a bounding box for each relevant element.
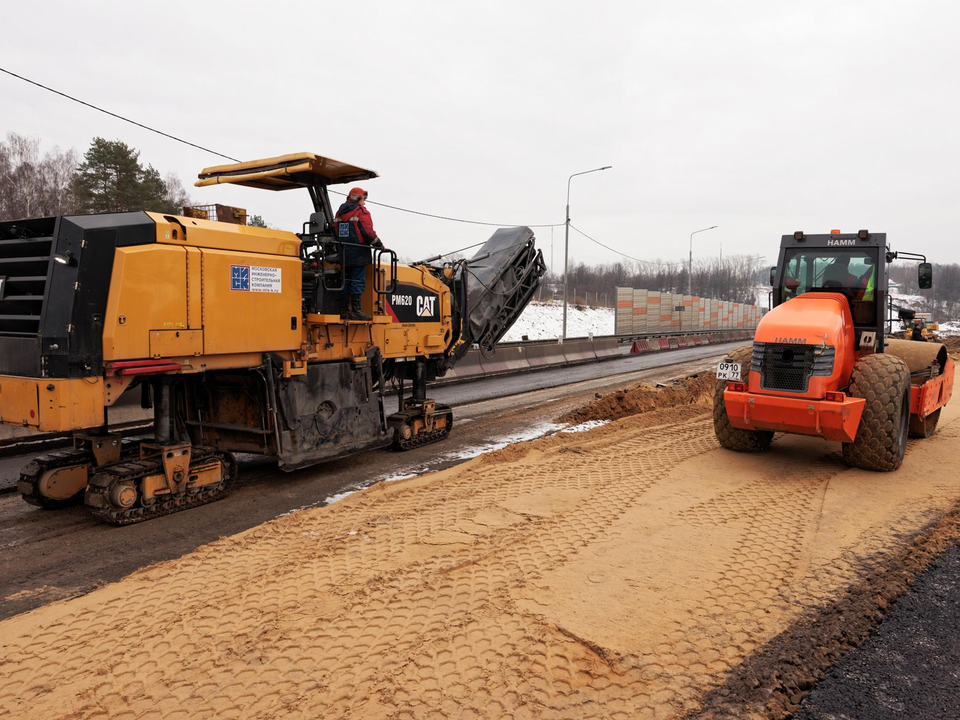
[752,342,835,393]
[0,218,55,337]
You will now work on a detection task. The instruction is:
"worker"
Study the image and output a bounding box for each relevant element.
[333,187,383,321]
[856,255,876,302]
[912,320,925,341]
[822,256,859,288]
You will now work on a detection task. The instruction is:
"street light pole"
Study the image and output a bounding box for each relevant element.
[687,225,718,295]
[563,165,612,339]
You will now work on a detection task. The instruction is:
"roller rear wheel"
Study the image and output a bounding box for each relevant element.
[909,408,941,439]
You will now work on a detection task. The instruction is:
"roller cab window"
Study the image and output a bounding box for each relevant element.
[781,248,878,324]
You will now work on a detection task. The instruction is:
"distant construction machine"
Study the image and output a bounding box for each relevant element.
[715,230,954,471]
[0,153,545,523]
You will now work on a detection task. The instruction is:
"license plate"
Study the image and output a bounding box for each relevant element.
[716,362,741,381]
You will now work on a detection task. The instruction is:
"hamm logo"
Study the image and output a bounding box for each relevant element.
[827,238,855,246]
[774,336,807,344]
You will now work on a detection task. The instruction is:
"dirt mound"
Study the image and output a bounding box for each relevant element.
[560,372,712,424]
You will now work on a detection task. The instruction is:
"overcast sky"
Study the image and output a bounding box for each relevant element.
[3,1,959,271]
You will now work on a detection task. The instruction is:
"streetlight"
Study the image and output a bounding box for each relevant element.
[563,165,612,338]
[687,225,718,295]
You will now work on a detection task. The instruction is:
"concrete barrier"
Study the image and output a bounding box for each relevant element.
[676,337,688,349]
[525,342,564,368]
[594,337,620,359]
[562,340,597,364]
[497,346,532,371]
[478,346,530,375]
[646,339,661,352]
[443,349,485,380]
[667,337,680,349]
[658,338,670,350]
[630,339,647,354]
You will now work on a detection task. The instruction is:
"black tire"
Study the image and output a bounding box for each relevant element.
[713,345,774,452]
[909,407,941,439]
[842,353,910,471]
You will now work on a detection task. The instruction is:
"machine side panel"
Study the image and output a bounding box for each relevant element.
[0,375,103,431]
[147,212,301,257]
[185,247,203,329]
[102,246,189,362]
[200,249,301,355]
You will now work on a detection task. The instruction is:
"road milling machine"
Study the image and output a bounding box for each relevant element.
[0,153,545,523]
[715,230,954,471]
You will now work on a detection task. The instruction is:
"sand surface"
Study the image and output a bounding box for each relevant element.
[2,377,960,719]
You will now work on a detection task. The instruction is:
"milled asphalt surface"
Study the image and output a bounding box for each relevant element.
[796,544,960,719]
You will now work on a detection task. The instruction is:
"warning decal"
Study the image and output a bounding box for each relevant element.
[230,265,282,293]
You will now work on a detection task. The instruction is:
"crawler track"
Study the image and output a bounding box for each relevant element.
[393,406,454,451]
[17,439,143,508]
[85,451,237,525]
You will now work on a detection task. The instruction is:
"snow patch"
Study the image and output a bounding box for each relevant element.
[939,321,960,337]
[501,300,614,342]
[443,422,566,460]
[561,419,611,433]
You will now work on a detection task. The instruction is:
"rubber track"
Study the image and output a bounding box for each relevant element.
[85,451,237,526]
[18,448,96,508]
[713,345,774,452]
[394,420,453,451]
[17,438,142,508]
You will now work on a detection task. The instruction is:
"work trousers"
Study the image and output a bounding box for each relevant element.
[343,265,366,296]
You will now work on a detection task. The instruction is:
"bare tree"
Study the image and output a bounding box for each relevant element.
[543,254,767,307]
[162,172,193,213]
[0,133,78,221]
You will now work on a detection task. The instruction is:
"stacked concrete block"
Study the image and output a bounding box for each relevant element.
[632,288,648,335]
[615,287,633,335]
[647,291,661,334]
[681,295,693,331]
[659,292,673,332]
[670,294,682,332]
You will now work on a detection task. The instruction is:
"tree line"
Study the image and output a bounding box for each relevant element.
[542,254,769,307]
[0,132,195,221]
[889,261,960,323]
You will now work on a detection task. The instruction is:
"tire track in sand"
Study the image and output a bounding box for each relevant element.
[2,398,960,719]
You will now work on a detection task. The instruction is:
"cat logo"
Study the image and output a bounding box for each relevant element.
[417,296,436,317]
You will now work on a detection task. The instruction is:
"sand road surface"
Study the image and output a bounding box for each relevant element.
[2,378,960,719]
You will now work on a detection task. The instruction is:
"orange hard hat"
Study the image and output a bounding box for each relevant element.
[348,187,368,200]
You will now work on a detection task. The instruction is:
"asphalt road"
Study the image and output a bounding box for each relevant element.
[0,342,738,620]
[796,544,960,719]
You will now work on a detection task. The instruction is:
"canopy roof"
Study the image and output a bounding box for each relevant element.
[195,152,379,191]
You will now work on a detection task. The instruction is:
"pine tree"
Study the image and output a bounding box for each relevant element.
[73,138,178,214]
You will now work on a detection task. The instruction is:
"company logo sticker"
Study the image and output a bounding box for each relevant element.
[230,265,282,293]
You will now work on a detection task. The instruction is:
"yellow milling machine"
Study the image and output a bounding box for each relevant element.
[0,153,545,523]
